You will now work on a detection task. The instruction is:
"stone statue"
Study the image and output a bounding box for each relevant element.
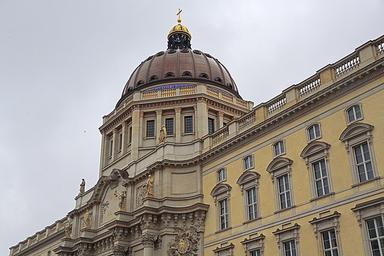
[158,125,167,143]
[64,223,72,239]
[80,179,85,194]
[146,174,154,197]
[82,209,92,229]
[114,190,127,211]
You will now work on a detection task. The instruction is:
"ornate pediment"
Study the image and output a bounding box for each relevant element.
[266,157,293,173]
[210,183,232,198]
[300,141,330,158]
[236,170,260,186]
[339,122,373,142]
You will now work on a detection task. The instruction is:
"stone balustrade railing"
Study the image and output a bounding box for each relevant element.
[202,35,384,151]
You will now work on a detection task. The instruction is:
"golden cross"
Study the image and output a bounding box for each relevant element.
[177,8,182,23]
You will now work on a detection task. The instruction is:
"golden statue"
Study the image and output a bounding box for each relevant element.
[158,125,167,144]
[79,179,85,194]
[146,174,154,197]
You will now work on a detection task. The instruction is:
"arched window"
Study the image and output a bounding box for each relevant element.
[182,71,192,77]
[199,73,209,79]
[307,123,321,141]
[346,104,362,123]
[165,72,175,78]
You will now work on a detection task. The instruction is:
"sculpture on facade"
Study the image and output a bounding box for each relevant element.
[146,174,154,197]
[64,223,72,239]
[168,227,199,256]
[158,125,167,143]
[82,209,92,229]
[114,190,127,211]
[80,178,86,194]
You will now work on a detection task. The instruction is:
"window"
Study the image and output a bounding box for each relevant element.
[217,168,226,182]
[107,134,113,159]
[346,104,362,123]
[244,155,254,170]
[309,211,341,256]
[266,157,294,211]
[353,142,374,182]
[339,122,375,185]
[250,249,261,256]
[184,115,193,134]
[277,174,292,209]
[246,187,257,220]
[165,118,174,136]
[283,240,297,256]
[128,126,132,144]
[366,216,384,256]
[307,123,321,141]
[116,128,123,153]
[273,224,300,256]
[208,117,215,134]
[312,159,330,197]
[211,183,232,231]
[219,199,229,230]
[273,141,285,156]
[321,230,339,256]
[213,243,234,256]
[146,120,155,138]
[352,198,384,256]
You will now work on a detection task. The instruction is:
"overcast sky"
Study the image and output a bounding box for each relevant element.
[0,0,383,254]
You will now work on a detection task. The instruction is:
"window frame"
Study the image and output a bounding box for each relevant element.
[243,155,254,171]
[208,117,216,135]
[237,170,260,222]
[365,216,384,256]
[217,168,227,183]
[183,115,194,134]
[345,104,363,124]
[164,117,175,136]
[273,140,285,157]
[210,183,232,232]
[106,133,114,160]
[241,233,265,256]
[273,224,300,256]
[352,142,375,183]
[145,119,156,138]
[307,123,322,142]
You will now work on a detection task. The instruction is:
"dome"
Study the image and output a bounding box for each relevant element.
[117,11,240,105]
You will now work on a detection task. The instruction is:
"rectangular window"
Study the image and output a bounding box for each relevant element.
[146,120,155,138]
[128,126,132,144]
[353,142,374,182]
[165,118,174,136]
[312,159,330,197]
[219,199,228,230]
[277,174,291,209]
[347,105,362,123]
[118,132,123,152]
[217,168,226,182]
[107,134,113,158]
[366,216,384,256]
[283,240,297,256]
[208,117,215,134]
[274,141,285,156]
[184,115,193,134]
[308,124,321,141]
[321,229,339,256]
[250,249,261,256]
[246,187,257,220]
[244,155,254,170]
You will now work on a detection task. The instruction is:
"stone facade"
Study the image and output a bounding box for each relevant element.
[9,18,384,256]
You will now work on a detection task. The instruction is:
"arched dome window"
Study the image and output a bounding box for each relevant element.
[165,72,175,78]
[150,75,158,81]
[182,71,192,77]
[199,73,209,79]
[214,77,223,83]
[136,80,145,86]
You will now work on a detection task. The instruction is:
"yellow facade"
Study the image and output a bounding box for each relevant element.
[202,46,384,255]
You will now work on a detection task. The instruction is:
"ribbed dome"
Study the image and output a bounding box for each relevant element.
[121,49,239,98]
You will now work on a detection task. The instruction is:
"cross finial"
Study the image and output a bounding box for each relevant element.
[177,8,182,23]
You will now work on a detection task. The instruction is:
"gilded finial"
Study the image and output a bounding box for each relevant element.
[177,8,182,23]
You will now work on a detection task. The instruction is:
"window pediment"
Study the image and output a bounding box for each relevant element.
[210,183,232,198]
[339,122,373,142]
[300,141,330,159]
[236,170,260,186]
[266,157,293,174]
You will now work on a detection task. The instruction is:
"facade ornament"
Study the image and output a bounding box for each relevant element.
[142,232,157,247]
[64,223,72,239]
[158,125,167,143]
[82,209,92,229]
[168,227,199,256]
[146,174,154,197]
[114,190,127,211]
[136,184,146,207]
[80,179,86,194]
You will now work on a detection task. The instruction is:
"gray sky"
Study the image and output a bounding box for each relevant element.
[0,0,382,254]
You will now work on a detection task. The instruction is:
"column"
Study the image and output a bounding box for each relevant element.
[142,232,155,256]
[196,99,208,137]
[175,108,181,142]
[218,112,224,128]
[131,108,141,160]
[156,110,162,143]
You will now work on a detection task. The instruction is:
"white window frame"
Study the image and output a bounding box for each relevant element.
[241,234,265,256]
[217,168,227,183]
[273,224,300,256]
[210,183,232,232]
[237,171,260,222]
[273,140,285,157]
[213,243,234,256]
[243,155,254,170]
[365,216,384,256]
[321,229,340,256]
[353,142,374,183]
[339,122,377,186]
[352,197,384,256]
[218,198,229,230]
[307,123,321,142]
[346,104,363,124]
[309,211,341,256]
[277,174,292,210]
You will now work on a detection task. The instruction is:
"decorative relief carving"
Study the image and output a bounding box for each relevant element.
[114,190,127,211]
[168,227,199,256]
[146,174,154,197]
[82,210,92,229]
[136,184,146,207]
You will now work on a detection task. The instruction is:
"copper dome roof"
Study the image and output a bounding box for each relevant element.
[121,49,239,98]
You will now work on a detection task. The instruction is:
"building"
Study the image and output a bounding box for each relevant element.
[9,13,384,256]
